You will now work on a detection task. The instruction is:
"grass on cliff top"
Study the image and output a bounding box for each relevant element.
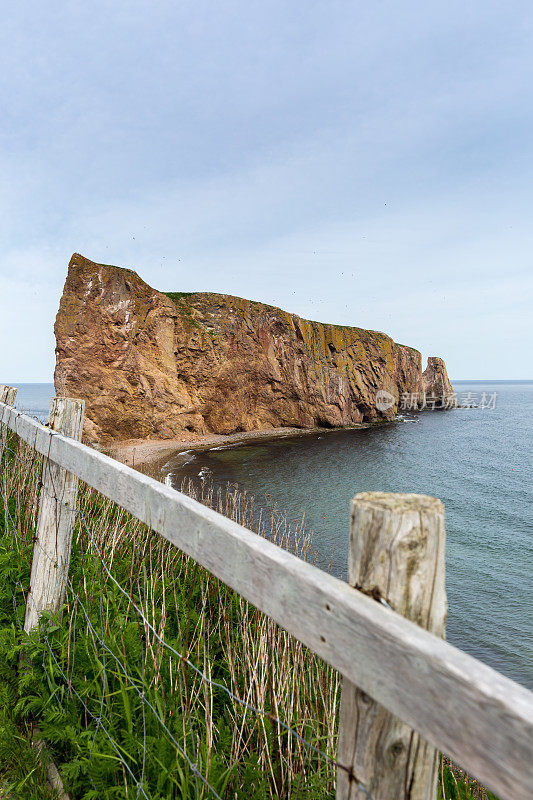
[0,438,339,799]
[395,342,421,352]
[0,436,499,800]
[163,291,198,304]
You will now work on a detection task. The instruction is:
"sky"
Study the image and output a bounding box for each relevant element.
[1,0,532,381]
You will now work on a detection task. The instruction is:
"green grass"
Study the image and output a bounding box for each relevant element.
[0,693,56,800]
[438,757,499,800]
[163,292,204,330]
[0,459,56,799]
[163,291,198,304]
[0,436,499,799]
[0,442,337,798]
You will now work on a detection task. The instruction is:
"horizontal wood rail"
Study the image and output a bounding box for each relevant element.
[1,400,532,799]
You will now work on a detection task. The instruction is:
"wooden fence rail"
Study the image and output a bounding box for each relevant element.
[0,390,532,800]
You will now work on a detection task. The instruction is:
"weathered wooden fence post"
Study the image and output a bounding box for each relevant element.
[0,384,18,462]
[336,492,447,800]
[24,397,85,633]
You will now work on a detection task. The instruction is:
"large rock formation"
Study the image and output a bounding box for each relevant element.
[422,357,455,404]
[54,254,455,444]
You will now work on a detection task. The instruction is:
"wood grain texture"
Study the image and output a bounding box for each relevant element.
[0,385,18,462]
[337,493,447,800]
[31,725,72,800]
[24,398,85,633]
[1,401,532,799]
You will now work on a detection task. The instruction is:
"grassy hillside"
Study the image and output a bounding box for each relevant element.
[0,435,496,799]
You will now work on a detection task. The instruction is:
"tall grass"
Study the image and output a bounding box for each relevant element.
[0,434,338,798]
[0,432,497,800]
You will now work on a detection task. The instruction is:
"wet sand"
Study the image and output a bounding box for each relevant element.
[109,423,371,472]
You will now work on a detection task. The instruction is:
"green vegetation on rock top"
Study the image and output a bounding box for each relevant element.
[396,343,420,352]
[163,291,197,304]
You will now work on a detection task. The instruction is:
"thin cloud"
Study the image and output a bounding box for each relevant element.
[1,1,532,380]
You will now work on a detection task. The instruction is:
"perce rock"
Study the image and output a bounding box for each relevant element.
[54,254,455,445]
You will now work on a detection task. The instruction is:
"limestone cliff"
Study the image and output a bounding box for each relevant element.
[54,254,454,444]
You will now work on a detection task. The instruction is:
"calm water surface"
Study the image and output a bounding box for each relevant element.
[12,383,55,419]
[164,381,533,689]
[11,382,533,688]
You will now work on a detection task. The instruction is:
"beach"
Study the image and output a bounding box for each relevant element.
[109,422,371,470]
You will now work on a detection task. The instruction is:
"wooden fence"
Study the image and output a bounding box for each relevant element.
[0,387,532,800]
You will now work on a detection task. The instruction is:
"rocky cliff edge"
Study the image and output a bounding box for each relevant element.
[54,254,455,444]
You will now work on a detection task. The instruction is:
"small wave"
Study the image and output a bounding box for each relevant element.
[179,456,197,467]
[198,466,212,481]
[162,450,197,481]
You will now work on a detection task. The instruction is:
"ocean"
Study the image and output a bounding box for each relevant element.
[10,381,533,689]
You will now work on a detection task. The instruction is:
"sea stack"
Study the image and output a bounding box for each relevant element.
[54,254,455,444]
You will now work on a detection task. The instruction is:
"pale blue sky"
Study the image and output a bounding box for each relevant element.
[1,1,532,381]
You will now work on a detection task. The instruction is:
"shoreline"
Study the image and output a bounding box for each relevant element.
[108,422,373,472]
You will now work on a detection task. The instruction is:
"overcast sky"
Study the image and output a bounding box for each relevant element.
[2,1,532,381]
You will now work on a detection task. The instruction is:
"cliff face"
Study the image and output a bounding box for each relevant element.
[422,357,455,402]
[54,254,454,444]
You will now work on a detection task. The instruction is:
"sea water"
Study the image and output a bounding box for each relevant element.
[165,381,533,689]
[12,382,533,688]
